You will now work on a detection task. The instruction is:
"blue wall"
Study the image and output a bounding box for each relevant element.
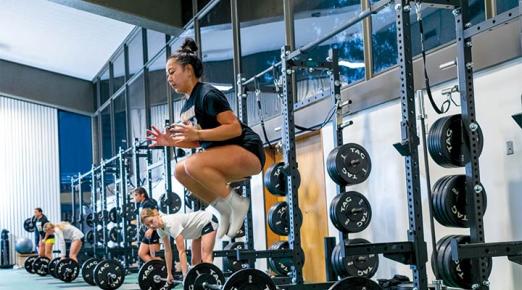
[58,110,92,190]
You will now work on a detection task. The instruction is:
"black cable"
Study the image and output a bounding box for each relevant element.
[258,101,338,146]
[257,94,274,149]
[253,78,275,153]
[417,3,450,114]
[294,104,337,132]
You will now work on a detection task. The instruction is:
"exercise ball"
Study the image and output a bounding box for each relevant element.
[15,238,33,254]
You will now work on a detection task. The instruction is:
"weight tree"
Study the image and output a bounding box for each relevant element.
[424,1,522,289]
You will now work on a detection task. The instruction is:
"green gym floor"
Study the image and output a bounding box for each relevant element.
[0,267,183,290]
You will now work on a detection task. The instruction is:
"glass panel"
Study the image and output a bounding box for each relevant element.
[239,0,285,82]
[370,2,483,75]
[468,0,485,25]
[147,29,166,62]
[410,8,456,56]
[128,73,146,142]
[293,0,365,93]
[114,92,127,150]
[128,73,146,178]
[100,66,111,106]
[112,50,125,93]
[95,80,100,109]
[200,0,235,99]
[497,0,518,14]
[149,49,169,165]
[128,29,144,79]
[148,50,168,110]
[169,29,195,56]
[197,0,212,12]
[150,103,169,163]
[372,5,398,74]
[100,105,112,160]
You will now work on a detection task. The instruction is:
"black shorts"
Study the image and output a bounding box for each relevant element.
[242,139,266,169]
[201,215,219,237]
[139,228,160,245]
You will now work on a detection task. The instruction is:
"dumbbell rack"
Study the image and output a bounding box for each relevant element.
[424,1,522,289]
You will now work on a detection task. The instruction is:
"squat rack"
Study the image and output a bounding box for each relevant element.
[234,0,431,287]
[445,2,522,289]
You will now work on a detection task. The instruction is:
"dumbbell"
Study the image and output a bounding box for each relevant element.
[138,260,276,290]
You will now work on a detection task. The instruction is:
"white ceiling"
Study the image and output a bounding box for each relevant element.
[0,0,135,80]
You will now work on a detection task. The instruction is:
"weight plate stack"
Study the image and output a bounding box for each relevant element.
[222,268,277,290]
[267,202,289,236]
[85,213,94,227]
[109,207,121,224]
[223,242,249,272]
[428,114,484,168]
[123,203,137,221]
[48,257,61,278]
[330,191,372,233]
[138,259,171,290]
[93,259,125,290]
[328,276,382,290]
[81,258,99,286]
[109,227,123,243]
[126,224,138,242]
[85,230,95,244]
[267,241,293,276]
[432,175,487,228]
[97,228,109,243]
[24,255,38,274]
[432,235,492,289]
[56,258,80,282]
[331,239,379,279]
[23,218,35,232]
[184,263,225,290]
[160,192,182,214]
[263,162,300,196]
[327,143,372,186]
[32,256,50,276]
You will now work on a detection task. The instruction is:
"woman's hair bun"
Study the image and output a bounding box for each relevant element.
[179,38,198,54]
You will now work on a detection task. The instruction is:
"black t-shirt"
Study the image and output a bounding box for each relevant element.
[179,82,261,150]
[33,214,49,237]
[140,198,158,210]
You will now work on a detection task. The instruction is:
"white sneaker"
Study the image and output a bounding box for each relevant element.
[226,193,250,238]
[210,198,231,239]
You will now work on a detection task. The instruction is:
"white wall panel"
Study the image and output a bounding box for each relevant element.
[0,96,61,244]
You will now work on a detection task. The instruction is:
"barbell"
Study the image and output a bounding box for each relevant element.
[138,260,276,290]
